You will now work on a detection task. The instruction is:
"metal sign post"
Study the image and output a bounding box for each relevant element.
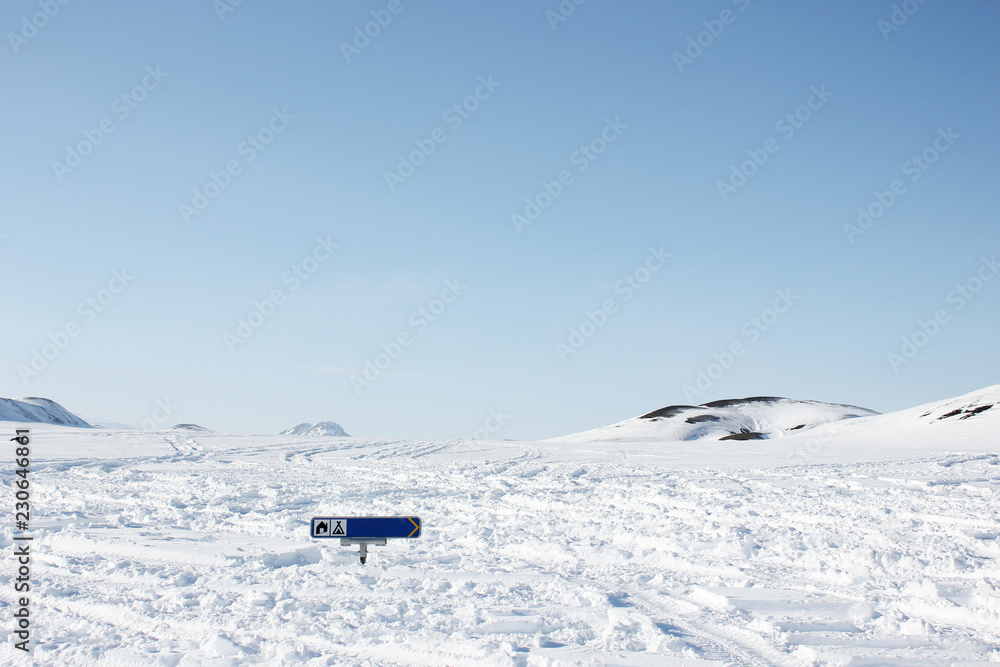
[311,516,421,563]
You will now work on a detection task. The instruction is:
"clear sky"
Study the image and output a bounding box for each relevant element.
[2,1,998,439]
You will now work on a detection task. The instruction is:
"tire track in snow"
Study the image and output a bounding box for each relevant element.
[619,587,790,667]
[163,434,204,458]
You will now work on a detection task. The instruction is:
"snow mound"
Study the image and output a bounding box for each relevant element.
[167,423,213,432]
[551,396,877,443]
[280,421,350,437]
[0,397,91,427]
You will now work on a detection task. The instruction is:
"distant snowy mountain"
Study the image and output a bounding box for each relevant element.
[0,397,91,428]
[550,396,878,443]
[280,421,350,437]
[89,420,137,430]
[167,423,212,432]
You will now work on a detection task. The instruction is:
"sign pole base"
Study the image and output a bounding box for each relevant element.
[341,537,387,564]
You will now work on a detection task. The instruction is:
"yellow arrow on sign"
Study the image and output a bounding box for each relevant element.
[407,517,420,537]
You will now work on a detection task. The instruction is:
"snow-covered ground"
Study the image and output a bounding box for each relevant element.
[1,387,998,665]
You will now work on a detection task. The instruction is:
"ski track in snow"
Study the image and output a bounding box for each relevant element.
[1,429,999,666]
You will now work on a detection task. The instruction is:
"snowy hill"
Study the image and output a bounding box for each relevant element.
[280,421,350,437]
[550,395,878,443]
[0,396,91,427]
[915,385,997,422]
[167,423,213,432]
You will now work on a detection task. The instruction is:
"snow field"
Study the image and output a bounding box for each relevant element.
[0,428,997,665]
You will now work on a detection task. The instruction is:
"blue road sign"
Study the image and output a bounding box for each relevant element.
[311,516,421,540]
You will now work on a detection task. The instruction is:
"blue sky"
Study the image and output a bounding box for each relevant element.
[2,1,998,439]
